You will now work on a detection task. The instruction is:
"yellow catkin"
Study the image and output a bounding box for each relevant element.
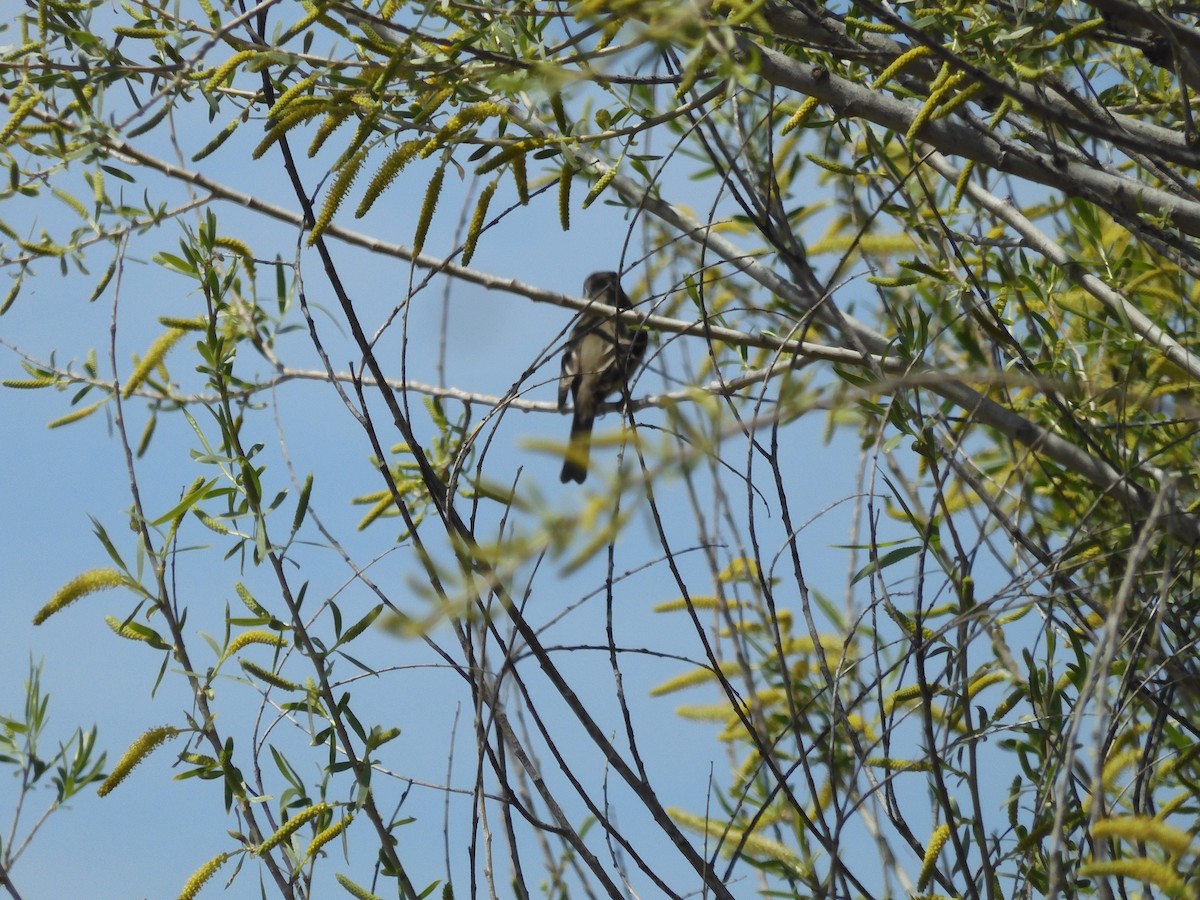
[918,823,952,889]
[844,15,898,33]
[33,569,126,625]
[157,316,207,331]
[255,802,332,854]
[872,45,933,89]
[1009,59,1049,81]
[213,236,256,280]
[268,71,321,121]
[123,327,188,397]
[930,81,986,121]
[197,0,218,26]
[307,107,354,158]
[105,614,163,645]
[581,165,618,209]
[1044,17,1103,48]
[1078,858,1187,894]
[235,582,271,618]
[335,874,384,900]
[668,807,808,875]
[651,668,719,696]
[205,49,257,91]
[223,629,288,660]
[476,138,544,175]
[3,42,43,61]
[355,139,423,217]
[420,102,506,158]
[305,814,353,860]
[253,99,329,160]
[951,159,975,209]
[309,149,369,244]
[97,726,180,796]
[781,95,820,135]
[177,852,233,900]
[1092,815,1193,857]
[965,671,1007,699]
[906,72,968,143]
[675,47,715,100]
[0,92,42,144]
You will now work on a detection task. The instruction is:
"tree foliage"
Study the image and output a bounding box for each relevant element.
[5,0,1200,897]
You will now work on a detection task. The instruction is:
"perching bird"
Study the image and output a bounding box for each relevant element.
[558,271,647,484]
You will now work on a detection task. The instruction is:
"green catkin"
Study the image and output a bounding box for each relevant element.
[461,181,496,265]
[1,376,54,389]
[511,152,528,204]
[47,398,107,429]
[240,660,301,691]
[550,92,568,132]
[0,280,18,314]
[308,106,355,158]
[558,165,572,231]
[413,166,446,255]
[192,114,242,161]
[112,26,171,39]
[804,152,856,176]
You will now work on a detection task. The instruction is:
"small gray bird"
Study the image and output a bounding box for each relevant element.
[558,271,647,484]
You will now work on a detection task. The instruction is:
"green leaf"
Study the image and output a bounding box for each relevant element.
[850,545,923,585]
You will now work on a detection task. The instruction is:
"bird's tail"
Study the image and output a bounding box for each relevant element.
[560,410,594,483]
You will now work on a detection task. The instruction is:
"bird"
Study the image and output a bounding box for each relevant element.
[558,271,647,484]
